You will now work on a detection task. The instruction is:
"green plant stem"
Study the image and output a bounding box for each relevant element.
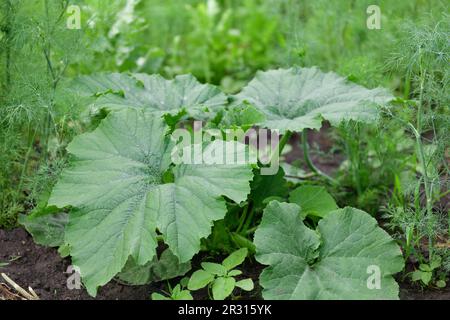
[264,131,292,175]
[241,206,255,233]
[245,226,258,235]
[409,123,433,260]
[345,125,363,195]
[301,129,338,185]
[415,65,434,262]
[236,204,249,233]
[403,71,411,100]
[278,131,292,155]
[435,189,450,200]
[41,0,69,161]
[16,127,37,202]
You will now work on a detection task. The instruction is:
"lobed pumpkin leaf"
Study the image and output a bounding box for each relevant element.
[18,209,68,247]
[289,185,338,218]
[48,108,253,296]
[234,67,393,133]
[72,73,227,118]
[254,201,404,299]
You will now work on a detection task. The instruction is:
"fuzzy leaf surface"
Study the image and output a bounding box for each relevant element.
[254,201,404,299]
[48,109,253,296]
[235,67,393,132]
[73,73,227,117]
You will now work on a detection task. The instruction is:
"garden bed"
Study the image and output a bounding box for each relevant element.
[1,228,449,300]
[2,125,448,301]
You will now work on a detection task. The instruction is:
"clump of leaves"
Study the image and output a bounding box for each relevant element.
[410,256,447,288]
[187,248,254,300]
[117,248,191,286]
[151,277,193,300]
[29,109,254,296]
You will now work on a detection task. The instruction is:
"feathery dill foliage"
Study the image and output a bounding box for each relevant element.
[0,0,85,227]
[387,14,449,199]
[381,14,449,265]
[266,0,448,88]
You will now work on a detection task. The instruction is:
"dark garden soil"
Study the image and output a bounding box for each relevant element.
[0,228,161,300]
[0,228,264,300]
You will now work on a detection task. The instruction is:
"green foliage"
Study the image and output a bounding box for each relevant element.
[1,0,448,301]
[377,15,450,269]
[118,249,191,286]
[289,185,338,218]
[72,72,227,118]
[254,201,404,299]
[234,67,393,133]
[187,248,254,300]
[45,108,253,296]
[0,0,85,227]
[151,278,193,300]
[410,255,446,287]
[250,168,288,211]
[216,103,266,131]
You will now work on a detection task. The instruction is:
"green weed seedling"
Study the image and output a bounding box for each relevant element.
[410,256,446,288]
[151,277,193,300]
[187,248,254,300]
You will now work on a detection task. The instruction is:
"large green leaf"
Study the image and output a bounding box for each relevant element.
[234,67,393,133]
[73,73,227,117]
[18,208,68,247]
[19,186,68,248]
[254,201,404,299]
[289,185,338,218]
[250,167,288,211]
[48,109,253,296]
[218,104,266,130]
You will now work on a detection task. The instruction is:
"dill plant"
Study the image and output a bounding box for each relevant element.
[0,0,84,227]
[382,15,449,284]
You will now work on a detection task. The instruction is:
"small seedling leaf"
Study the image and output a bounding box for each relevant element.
[236,278,254,291]
[222,248,248,270]
[212,277,236,300]
[201,262,228,276]
[188,270,215,290]
[227,269,242,277]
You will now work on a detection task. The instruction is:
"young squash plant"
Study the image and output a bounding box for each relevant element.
[151,249,254,301]
[32,109,255,296]
[21,67,402,299]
